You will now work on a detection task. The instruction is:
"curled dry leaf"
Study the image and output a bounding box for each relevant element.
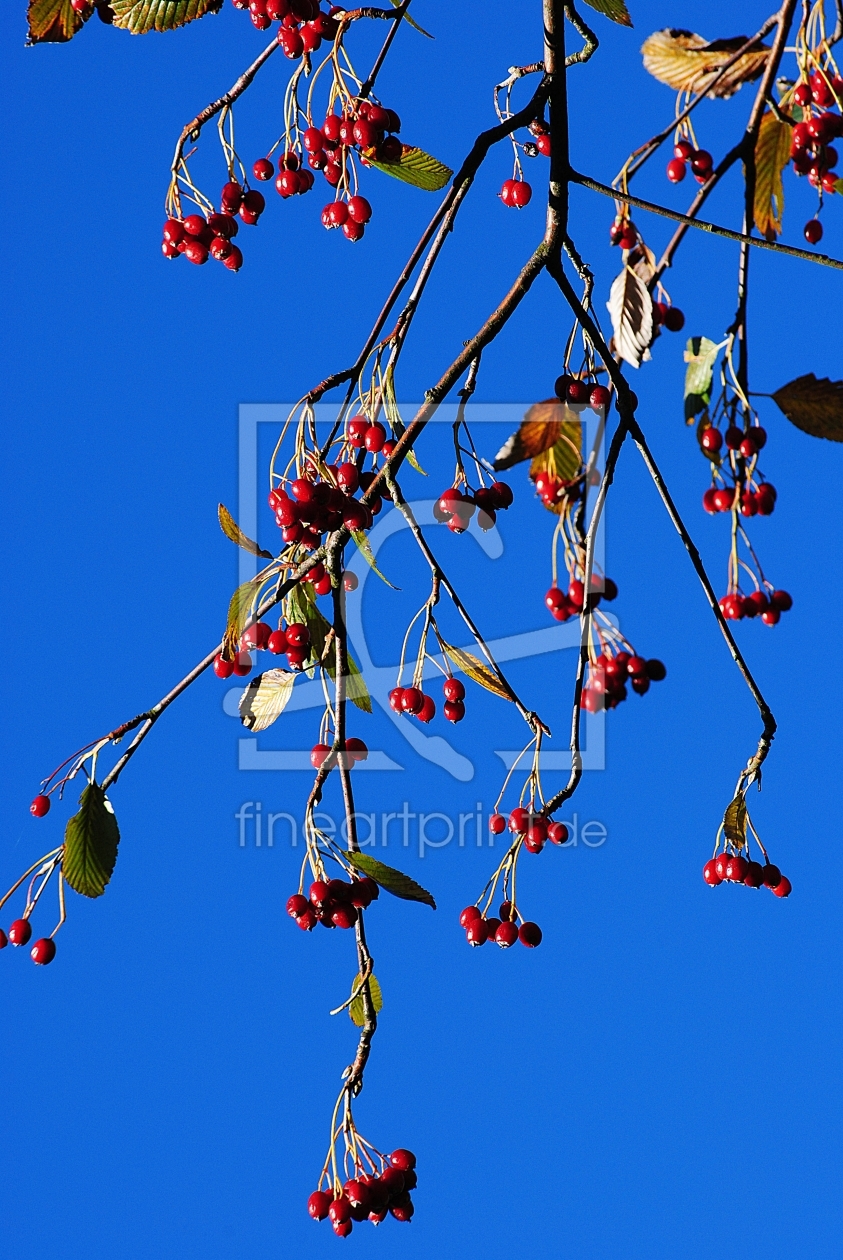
[607,266,653,369]
[723,795,748,847]
[239,668,296,732]
[753,111,791,239]
[641,29,770,98]
[772,374,843,442]
[440,641,512,702]
[493,399,582,472]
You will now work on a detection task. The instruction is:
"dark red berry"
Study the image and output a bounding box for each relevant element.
[401,687,424,715]
[762,864,782,889]
[31,938,56,965]
[287,893,309,918]
[466,918,488,946]
[772,875,792,898]
[308,1190,332,1220]
[744,861,764,888]
[8,919,32,946]
[495,921,519,948]
[518,921,542,947]
[547,821,568,844]
[443,699,465,723]
[443,677,465,702]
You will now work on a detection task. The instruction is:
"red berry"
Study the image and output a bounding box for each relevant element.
[499,900,515,921]
[345,737,368,763]
[690,148,713,175]
[400,687,424,715]
[744,860,764,888]
[183,238,209,265]
[267,629,288,655]
[666,157,686,182]
[241,621,272,650]
[701,427,722,453]
[566,379,590,405]
[8,919,32,946]
[762,863,782,889]
[308,1190,332,1220]
[30,794,51,818]
[31,937,56,965]
[804,219,823,244]
[287,893,309,918]
[725,854,748,882]
[417,694,436,723]
[466,918,488,946]
[459,905,481,927]
[770,589,792,612]
[509,806,530,833]
[443,699,465,723]
[252,157,274,181]
[213,654,234,679]
[0,929,6,948]
[310,743,332,769]
[519,921,542,947]
[443,677,465,702]
[364,423,386,453]
[220,181,243,213]
[332,903,358,929]
[589,385,611,409]
[663,307,685,332]
[495,921,519,948]
[772,875,792,898]
[547,821,568,844]
[390,1148,416,1172]
[703,857,722,886]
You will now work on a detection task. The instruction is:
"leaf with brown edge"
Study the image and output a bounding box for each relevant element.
[347,852,436,909]
[63,783,120,899]
[641,29,770,98]
[110,0,223,33]
[492,400,581,471]
[753,111,791,239]
[27,0,85,43]
[367,146,452,191]
[222,575,264,660]
[349,972,384,1027]
[238,669,296,732]
[723,795,747,848]
[582,0,632,27]
[218,504,274,560]
[772,374,843,442]
[607,265,653,369]
[440,641,512,702]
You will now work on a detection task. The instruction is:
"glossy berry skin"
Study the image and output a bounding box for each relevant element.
[388,686,404,713]
[8,919,32,947]
[267,629,288,655]
[666,157,687,182]
[213,654,234,679]
[466,918,488,946]
[252,157,274,181]
[547,821,568,845]
[417,694,436,723]
[390,1148,416,1172]
[772,875,792,898]
[590,384,611,409]
[443,699,465,723]
[489,813,506,834]
[287,893,309,919]
[519,921,542,947]
[31,937,56,965]
[329,1196,352,1225]
[332,904,358,930]
[509,807,530,833]
[804,219,823,244]
[762,863,782,889]
[459,905,481,927]
[725,854,748,883]
[495,921,519,948]
[701,427,722,453]
[345,738,368,763]
[702,857,722,886]
[567,379,591,405]
[30,794,51,818]
[308,1190,332,1220]
[347,195,372,224]
[400,687,424,715]
[744,860,765,888]
[443,678,465,702]
[310,743,332,769]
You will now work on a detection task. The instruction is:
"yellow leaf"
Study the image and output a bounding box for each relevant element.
[493,400,582,471]
[222,576,264,660]
[349,973,384,1027]
[238,669,296,732]
[218,504,274,560]
[641,29,770,98]
[440,641,512,702]
[753,111,791,239]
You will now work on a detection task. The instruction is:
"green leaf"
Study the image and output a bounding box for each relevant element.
[772,374,843,441]
[368,146,453,191]
[440,641,512,702]
[835,177,843,197]
[63,783,121,899]
[110,0,223,33]
[218,504,274,560]
[288,585,372,713]
[723,795,747,847]
[351,530,398,589]
[753,110,791,238]
[347,852,436,908]
[582,0,632,26]
[239,668,296,732]
[684,336,722,400]
[349,972,384,1027]
[222,575,264,659]
[26,0,85,44]
[388,0,432,37]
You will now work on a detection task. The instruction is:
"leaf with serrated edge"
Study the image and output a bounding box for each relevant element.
[223,576,264,659]
[388,0,431,37]
[27,0,84,43]
[239,669,296,732]
[684,336,722,400]
[441,641,512,702]
[772,374,843,442]
[582,0,632,28]
[110,0,223,33]
[218,504,274,560]
[347,853,436,908]
[368,146,453,191]
[641,29,769,98]
[63,783,120,899]
[493,400,581,471]
[723,795,747,847]
[753,111,791,238]
[607,266,653,369]
[349,973,384,1027]
[351,530,399,588]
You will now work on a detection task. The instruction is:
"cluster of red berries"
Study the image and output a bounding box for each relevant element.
[718,587,792,624]
[253,149,315,200]
[231,0,339,46]
[308,1149,417,1235]
[161,194,254,270]
[581,651,666,713]
[702,852,791,897]
[554,373,612,409]
[544,574,618,622]
[500,178,532,207]
[270,462,388,547]
[287,875,379,931]
[460,902,543,948]
[389,677,466,725]
[489,806,569,852]
[310,738,369,769]
[0,919,56,965]
[213,617,314,679]
[526,117,552,156]
[701,424,779,515]
[433,480,513,533]
[665,139,713,184]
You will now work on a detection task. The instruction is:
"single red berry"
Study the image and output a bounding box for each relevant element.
[308,1190,332,1220]
[772,875,792,898]
[287,893,309,918]
[466,918,488,946]
[701,427,722,453]
[0,929,6,948]
[703,488,719,514]
[499,900,515,921]
[459,905,481,927]
[495,921,519,948]
[744,860,765,888]
[364,422,387,453]
[761,606,781,627]
[223,244,243,271]
[547,821,568,844]
[527,819,548,846]
[666,157,687,182]
[702,857,722,886]
[663,307,685,332]
[30,794,51,818]
[389,1148,416,1172]
[567,379,590,405]
[690,148,713,175]
[804,219,823,244]
[626,655,647,679]
[443,677,465,702]
[213,654,234,679]
[489,813,506,834]
[509,807,530,833]
[310,743,332,769]
[345,737,368,763]
[725,854,748,882]
[443,699,465,723]
[770,589,792,612]
[332,903,358,929]
[589,384,611,409]
[8,919,32,947]
[267,629,288,655]
[714,853,730,882]
[347,195,372,224]
[519,921,542,948]
[388,686,404,713]
[183,238,209,265]
[417,695,436,723]
[31,937,56,965]
[762,863,782,889]
[400,687,424,715]
[343,1179,371,1210]
[252,157,275,181]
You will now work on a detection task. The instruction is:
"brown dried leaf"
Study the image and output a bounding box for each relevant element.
[772,374,843,442]
[641,29,770,98]
[440,641,512,702]
[218,504,274,560]
[607,266,653,368]
[753,111,791,239]
[723,795,747,847]
[27,0,84,43]
[493,400,581,470]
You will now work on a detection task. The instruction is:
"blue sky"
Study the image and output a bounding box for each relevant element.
[1,2,841,1258]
